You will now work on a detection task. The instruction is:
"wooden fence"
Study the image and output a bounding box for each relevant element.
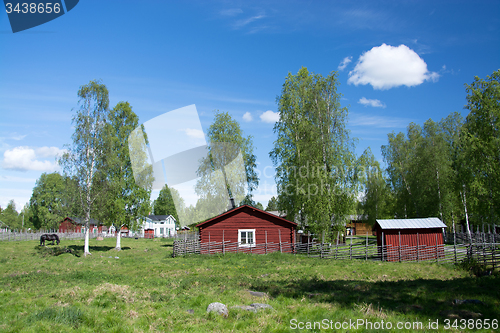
[0,231,102,242]
[172,232,500,267]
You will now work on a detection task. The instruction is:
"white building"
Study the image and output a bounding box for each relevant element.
[143,215,177,237]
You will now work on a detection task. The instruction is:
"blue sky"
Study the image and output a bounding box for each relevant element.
[0,0,499,212]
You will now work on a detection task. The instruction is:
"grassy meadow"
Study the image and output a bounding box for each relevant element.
[0,237,499,332]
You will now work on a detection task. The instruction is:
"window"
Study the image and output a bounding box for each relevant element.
[238,229,256,247]
[160,228,164,235]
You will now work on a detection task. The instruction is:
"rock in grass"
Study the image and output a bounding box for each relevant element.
[207,302,228,317]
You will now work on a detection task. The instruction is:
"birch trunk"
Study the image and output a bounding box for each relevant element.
[115,226,122,251]
[84,225,90,256]
[462,184,472,241]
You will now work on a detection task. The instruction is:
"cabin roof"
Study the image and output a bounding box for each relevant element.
[196,205,297,228]
[375,217,447,230]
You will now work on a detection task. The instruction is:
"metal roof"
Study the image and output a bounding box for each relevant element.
[375,218,446,229]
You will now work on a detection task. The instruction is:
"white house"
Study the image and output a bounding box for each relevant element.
[143,215,177,237]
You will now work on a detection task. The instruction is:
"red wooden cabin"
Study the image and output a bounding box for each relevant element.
[58,217,82,233]
[373,218,447,261]
[196,205,297,254]
[58,217,102,234]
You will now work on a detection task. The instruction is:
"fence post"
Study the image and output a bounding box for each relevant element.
[454,231,457,263]
[320,230,324,259]
[279,229,282,253]
[307,231,310,257]
[435,234,438,263]
[335,232,339,259]
[381,231,385,262]
[349,234,352,260]
[398,231,402,262]
[208,232,211,255]
[365,232,368,261]
[417,233,419,262]
[223,230,225,255]
[265,231,267,255]
[184,232,187,256]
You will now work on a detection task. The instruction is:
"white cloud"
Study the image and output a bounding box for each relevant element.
[220,8,243,16]
[358,97,386,108]
[260,110,279,123]
[35,146,66,158]
[2,146,61,172]
[233,14,265,29]
[182,128,205,140]
[338,56,352,71]
[348,44,439,90]
[243,112,253,122]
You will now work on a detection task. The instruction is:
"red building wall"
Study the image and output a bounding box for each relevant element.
[58,218,82,233]
[197,205,296,254]
[374,226,445,261]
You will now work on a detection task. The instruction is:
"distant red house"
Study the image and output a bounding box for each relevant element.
[373,218,447,261]
[144,229,154,239]
[196,205,297,254]
[58,217,82,233]
[58,217,102,234]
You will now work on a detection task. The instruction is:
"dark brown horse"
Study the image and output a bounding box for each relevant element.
[40,234,60,246]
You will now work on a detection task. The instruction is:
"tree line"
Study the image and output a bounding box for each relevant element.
[2,69,498,246]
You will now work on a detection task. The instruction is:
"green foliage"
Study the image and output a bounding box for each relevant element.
[270,67,357,236]
[382,113,463,225]
[29,172,72,230]
[458,70,500,225]
[191,111,259,222]
[98,101,152,232]
[153,185,179,221]
[239,194,264,210]
[265,196,279,211]
[358,148,393,224]
[206,110,259,195]
[0,200,20,230]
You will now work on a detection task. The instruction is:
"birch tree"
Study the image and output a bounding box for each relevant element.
[459,70,500,226]
[270,67,356,236]
[60,80,110,256]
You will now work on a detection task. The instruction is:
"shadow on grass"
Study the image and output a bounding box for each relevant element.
[250,274,500,320]
[160,244,173,248]
[67,245,131,252]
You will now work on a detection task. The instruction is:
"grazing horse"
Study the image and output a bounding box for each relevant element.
[40,234,60,246]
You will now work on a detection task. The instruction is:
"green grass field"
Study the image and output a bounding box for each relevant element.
[0,237,499,332]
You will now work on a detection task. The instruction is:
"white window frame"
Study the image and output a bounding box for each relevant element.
[238,229,256,247]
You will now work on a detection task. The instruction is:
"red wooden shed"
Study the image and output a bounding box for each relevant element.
[373,218,447,261]
[196,205,297,254]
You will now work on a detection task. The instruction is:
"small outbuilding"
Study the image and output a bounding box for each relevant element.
[196,205,297,254]
[373,218,447,261]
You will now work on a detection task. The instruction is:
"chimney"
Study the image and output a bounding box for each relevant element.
[229,198,235,210]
